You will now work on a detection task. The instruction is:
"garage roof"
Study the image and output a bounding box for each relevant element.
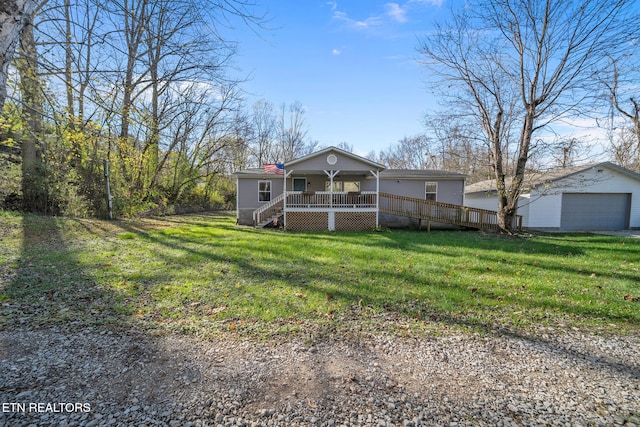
[465,162,640,195]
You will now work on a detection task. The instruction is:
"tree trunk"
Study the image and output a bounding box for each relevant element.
[0,0,35,109]
[63,0,73,118]
[16,19,46,212]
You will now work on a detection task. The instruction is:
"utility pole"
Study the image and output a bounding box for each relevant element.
[104,160,113,220]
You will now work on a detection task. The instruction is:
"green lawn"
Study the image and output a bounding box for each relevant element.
[1,211,638,337]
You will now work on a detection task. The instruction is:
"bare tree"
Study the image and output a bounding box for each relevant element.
[424,116,496,180]
[278,101,315,161]
[547,137,594,169]
[5,0,268,215]
[604,57,640,171]
[0,0,36,109]
[379,135,432,169]
[336,141,354,153]
[419,0,639,231]
[160,83,243,204]
[249,99,277,166]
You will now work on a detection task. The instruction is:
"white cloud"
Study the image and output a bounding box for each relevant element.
[326,1,337,11]
[331,3,415,31]
[332,48,342,55]
[332,10,383,30]
[385,3,408,23]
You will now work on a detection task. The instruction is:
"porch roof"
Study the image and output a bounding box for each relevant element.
[233,147,468,179]
[233,168,376,177]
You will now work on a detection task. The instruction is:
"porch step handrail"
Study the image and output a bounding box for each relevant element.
[378,192,522,232]
[253,192,285,226]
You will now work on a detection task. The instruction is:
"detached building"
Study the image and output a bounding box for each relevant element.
[465,162,640,231]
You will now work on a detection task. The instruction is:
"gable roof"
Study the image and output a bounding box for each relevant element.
[233,167,277,177]
[465,162,640,194]
[285,146,385,170]
[234,147,467,179]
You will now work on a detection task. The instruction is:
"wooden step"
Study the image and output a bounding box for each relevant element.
[257,211,283,228]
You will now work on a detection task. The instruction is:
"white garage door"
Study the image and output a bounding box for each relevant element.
[560,193,631,231]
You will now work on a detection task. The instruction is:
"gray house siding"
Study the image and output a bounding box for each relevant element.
[288,174,377,192]
[378,179,464,204]
[378,179,465,228]
[237,176,284,225]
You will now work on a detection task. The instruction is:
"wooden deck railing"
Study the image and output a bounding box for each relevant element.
[286,191,377,208]
[254,191,522,231]
[378,192,522,232]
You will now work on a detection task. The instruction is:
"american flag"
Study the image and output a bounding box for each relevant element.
[263,163,284,174]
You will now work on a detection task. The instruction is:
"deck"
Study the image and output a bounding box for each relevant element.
[253,191,522,232]
[378,192,522,232]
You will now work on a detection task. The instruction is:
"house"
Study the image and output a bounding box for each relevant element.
[465,162,640,231]
[234,146,471,231]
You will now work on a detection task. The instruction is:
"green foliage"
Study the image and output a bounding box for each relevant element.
[0,106,237,217]
[0,104,24,210]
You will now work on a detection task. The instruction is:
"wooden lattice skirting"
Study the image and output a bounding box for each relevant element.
[286,212,329,231]
[286,211,376,231]
[335,212,376,231]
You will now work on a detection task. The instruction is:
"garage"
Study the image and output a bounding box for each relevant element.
[560,193,631,230]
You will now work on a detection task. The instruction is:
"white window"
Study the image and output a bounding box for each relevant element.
[344,181,360,192]
[425,182,437,201]
[325,181,360,191]
[259,181,271,202]
[325,181,343,191]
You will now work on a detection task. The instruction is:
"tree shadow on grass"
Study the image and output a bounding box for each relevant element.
[4,213,635,398]
[84,217,640,330]
[133,222,640,378]
[0,214,174,425]
[0,214,110,325]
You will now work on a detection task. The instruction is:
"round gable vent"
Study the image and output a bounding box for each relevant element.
[327,154,337,165]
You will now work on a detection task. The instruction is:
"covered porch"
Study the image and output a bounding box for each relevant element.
[283,189,378,231]
[247,146,386,230]
[253,174,380,231]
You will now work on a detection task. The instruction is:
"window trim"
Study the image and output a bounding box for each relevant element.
[344,181,361,192]
[425,181,437,201]
[258,180,272,202]
[293,177,307,192]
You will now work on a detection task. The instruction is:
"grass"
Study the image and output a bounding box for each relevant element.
[0,210,639,338]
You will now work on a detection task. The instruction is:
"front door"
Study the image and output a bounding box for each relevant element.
[293,178,307,192]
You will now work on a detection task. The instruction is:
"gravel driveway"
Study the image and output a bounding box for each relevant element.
[1,325,638,427]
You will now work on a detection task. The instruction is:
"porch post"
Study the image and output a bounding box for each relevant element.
[284,170,292,226]
[324,170,340,208]
[370,170,380,227]
[330,171,333,209]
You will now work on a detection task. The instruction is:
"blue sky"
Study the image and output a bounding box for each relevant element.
[231,1,447,156]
